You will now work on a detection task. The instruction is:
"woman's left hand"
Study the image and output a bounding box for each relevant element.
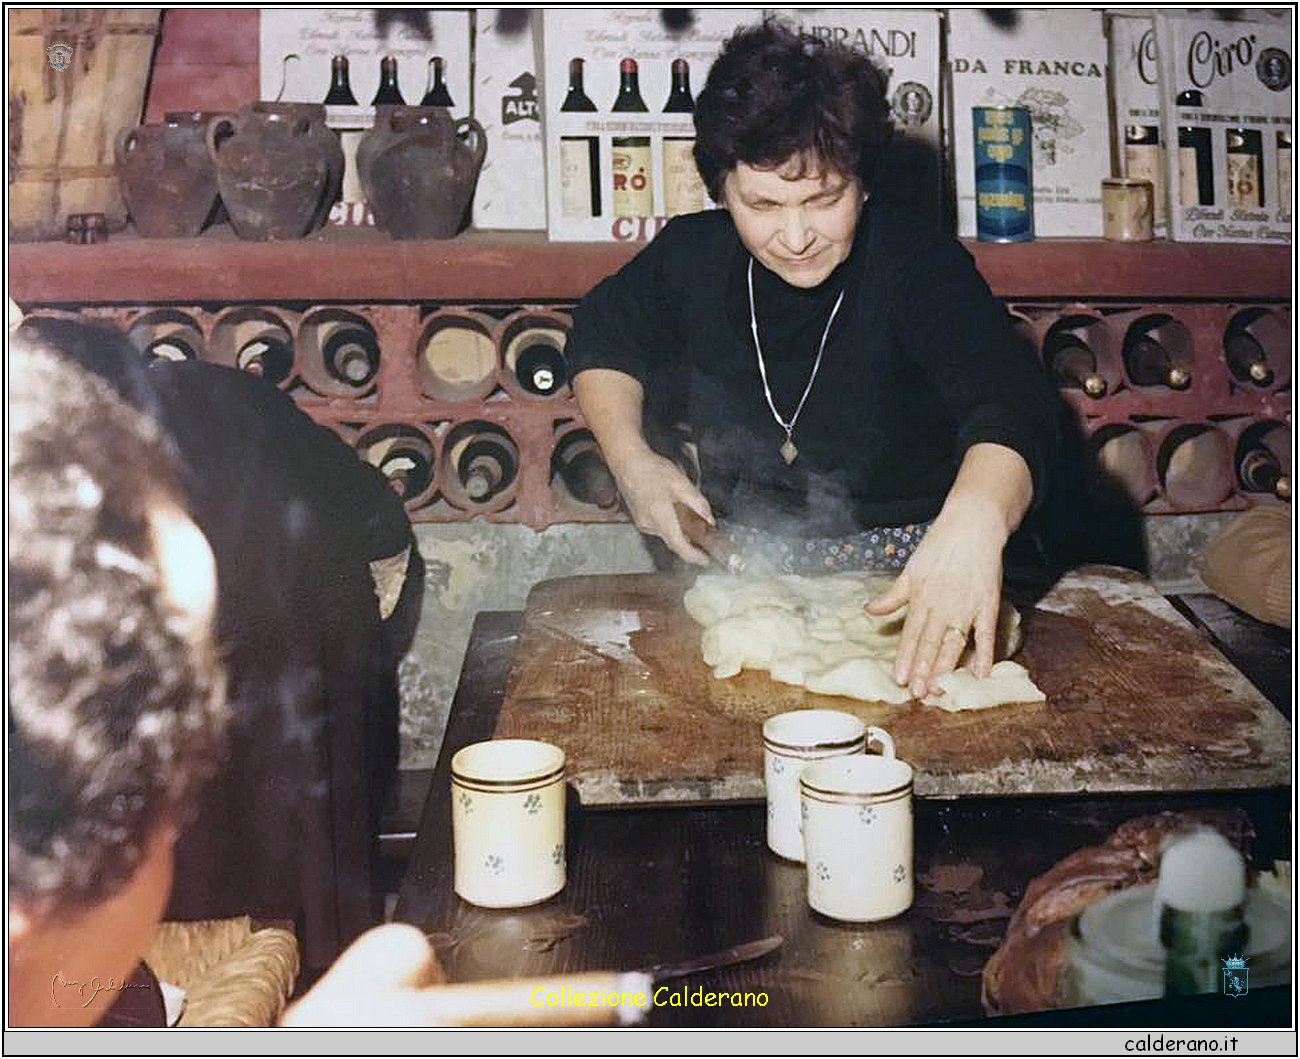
[865,443,1033,698]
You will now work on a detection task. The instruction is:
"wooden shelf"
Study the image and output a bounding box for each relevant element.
[9,227,1292,305]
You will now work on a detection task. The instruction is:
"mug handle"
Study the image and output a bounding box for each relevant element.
[865,726,895,759]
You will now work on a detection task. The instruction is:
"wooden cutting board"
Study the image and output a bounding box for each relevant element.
[494,565,1291,803]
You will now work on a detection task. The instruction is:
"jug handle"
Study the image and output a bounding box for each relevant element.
[455,117,488,170]
[204,113,238,166]
[114,126,139,165]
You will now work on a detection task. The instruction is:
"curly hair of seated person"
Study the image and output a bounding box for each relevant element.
[8,340,227,910]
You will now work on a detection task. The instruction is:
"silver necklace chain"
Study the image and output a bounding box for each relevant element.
[747,257,845,465]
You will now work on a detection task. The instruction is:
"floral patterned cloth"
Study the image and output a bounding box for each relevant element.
[718,520,933,574]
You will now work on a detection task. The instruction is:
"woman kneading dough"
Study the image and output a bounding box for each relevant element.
[567,19,1057,698]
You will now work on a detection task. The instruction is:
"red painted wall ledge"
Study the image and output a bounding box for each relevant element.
[9,230,1291,305]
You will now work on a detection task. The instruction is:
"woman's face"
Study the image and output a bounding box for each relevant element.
[722,156,864,288]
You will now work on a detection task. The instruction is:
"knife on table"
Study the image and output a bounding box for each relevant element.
[675,503,747,574]
[406,934,784,1027]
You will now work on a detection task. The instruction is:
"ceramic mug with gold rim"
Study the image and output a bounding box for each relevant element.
[763,709,867,862]
[800,728,914,922]
[451,739,566,908]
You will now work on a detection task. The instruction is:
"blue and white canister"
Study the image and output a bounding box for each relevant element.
[974,106,1034,243]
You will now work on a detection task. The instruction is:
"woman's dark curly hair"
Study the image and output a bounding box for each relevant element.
[8,341,228,910]
[693,17,894,201]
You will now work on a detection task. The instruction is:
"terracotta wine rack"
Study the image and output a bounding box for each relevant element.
[22,293,1290,526]
[1007,300,1291,514]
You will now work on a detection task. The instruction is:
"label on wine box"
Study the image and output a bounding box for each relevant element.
[1154,10,1293,244]
[259,9,472,228]
[949,8,1110,238]
[1108,11,1169,235]
[538,8,760,243]
[474,10,546,230]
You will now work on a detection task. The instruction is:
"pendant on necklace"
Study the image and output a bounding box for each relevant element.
[780,438,799,465]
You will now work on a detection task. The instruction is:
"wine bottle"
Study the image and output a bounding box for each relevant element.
[232,319,294,381]
[370,434,433,499]
[611,57,648,112]
[320,321,380,386]
[1223,315,1276,387]
[1123,319,1192,390]
[1226,128,1264,208]
[662,57,694,112]
[1176,90,1214,207]
[421,56,455,108]
[611,58,653,217]
[1044,330,1108,398]
[553,430,620,509]
[559,58,601,218]
[453,433,518,503]
[323,54,358,105]
[561,56,596,112]
[662,58,705,217]
[134,317,204,362]
[372,56,406,106]
[1237,446,1290,500]
[514,341,567,397]
[1123,124,1166,227]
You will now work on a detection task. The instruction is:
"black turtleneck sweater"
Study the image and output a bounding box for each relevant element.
[567,204,1058,538]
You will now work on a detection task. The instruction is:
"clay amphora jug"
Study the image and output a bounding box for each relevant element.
[115,112,222,238]
[358,106,487,239]
[205,102,342,240]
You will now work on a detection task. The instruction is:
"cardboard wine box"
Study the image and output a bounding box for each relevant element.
[537,8,759,243]
[259,9,472,227]
[948,8,1111,238]
[1155,10,1293,244]
[473,10,545,231]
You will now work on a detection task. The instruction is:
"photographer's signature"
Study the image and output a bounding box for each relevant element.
[51,972,147,1008]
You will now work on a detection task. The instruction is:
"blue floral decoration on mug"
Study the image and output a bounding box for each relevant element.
[815,861,831,882]
[893,863,906,884]
[524,792,542,815]
[485,854,505,876]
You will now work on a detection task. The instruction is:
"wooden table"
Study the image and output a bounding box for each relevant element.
[395,607,1291,1028]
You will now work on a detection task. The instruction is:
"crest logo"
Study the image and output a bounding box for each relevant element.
[1221,954,1249,997]
[891,82,932,129]
[46,43,73,70]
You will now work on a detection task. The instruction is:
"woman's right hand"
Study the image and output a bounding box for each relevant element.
[571,367,712,565]
[610,448,713,565]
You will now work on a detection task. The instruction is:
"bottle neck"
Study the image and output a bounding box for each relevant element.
[326,58,357,105]
[373,60,404,105]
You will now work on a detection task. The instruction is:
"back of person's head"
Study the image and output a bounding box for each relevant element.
[8,337,227,912]
[16,315,164,422]
[693,16,894,200]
